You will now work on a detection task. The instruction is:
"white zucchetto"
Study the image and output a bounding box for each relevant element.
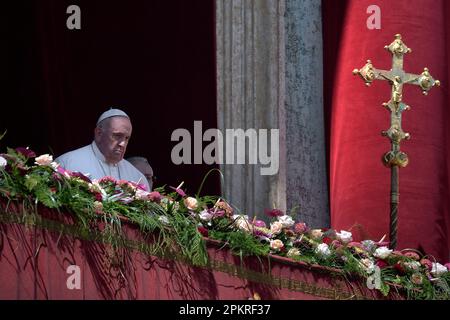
[96,108,129,125]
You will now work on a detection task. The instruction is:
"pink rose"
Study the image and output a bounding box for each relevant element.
[253,220,266,228]
[184,197,199,210]
[270,221,283,235]
[420,258,433,271]
[34,154,53,166]
[294,222,307,234]
[149,191,162,203]
[403,251,421,261]
[270,239,284,251]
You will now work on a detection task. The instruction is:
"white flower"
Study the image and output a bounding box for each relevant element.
[158,215,170,225]
[234,216,253,232]
[34,154,53,166]
[184,197,198,210]
[0,156,7,169]
[315,243,331,257]
[287,248,300,258]
[135,189,150,200]
[270,239,284,251]
[270,221,283,235]
[199,209,214,222]
[277,215,295,228]
[336,230,353,244]
[374,246,392,259]
[404,261,421,272]
[431,263,448,277]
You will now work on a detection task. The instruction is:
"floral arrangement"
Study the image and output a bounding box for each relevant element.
[0,145,450,300]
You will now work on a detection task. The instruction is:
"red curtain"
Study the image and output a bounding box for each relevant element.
[323,0,450,261]
[1,0,220,197]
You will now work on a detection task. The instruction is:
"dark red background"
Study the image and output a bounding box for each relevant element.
[1,0,219,196]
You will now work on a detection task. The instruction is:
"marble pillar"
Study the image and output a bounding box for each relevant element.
[216,0,329,227]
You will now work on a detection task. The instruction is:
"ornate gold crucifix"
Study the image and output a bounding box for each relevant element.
[352,34,440,249]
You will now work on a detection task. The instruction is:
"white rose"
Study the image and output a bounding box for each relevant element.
[270,239,284,251]
[0,156,7,169]
[374,246,392,259]
[270,221,283,235]
[184,197,198,210]
[431,263,448,277]
[34,154,53,166]
[277,215,295,228]
[199,209,214,222]
[336,230,353,244]
[315,243,331,257]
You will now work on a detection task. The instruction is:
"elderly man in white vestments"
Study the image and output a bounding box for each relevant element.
[55,109,150,191]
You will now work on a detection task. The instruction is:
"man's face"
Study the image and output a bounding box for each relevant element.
[95,117,132,164]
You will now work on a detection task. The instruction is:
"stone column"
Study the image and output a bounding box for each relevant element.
[216,0,329,227]
[216,0,287,218]
[284,0,329,228]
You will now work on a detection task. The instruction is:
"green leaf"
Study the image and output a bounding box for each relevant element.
[24,176,39,191]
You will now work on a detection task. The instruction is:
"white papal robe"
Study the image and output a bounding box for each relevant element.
[55,141,150,191]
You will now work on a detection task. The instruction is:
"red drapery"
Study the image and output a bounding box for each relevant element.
[323,0,450,261]
[0,206,403,300]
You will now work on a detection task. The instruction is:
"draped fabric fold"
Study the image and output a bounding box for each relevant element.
[323,0,450,261]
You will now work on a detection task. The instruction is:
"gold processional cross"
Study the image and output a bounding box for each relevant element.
[353,34,440,249]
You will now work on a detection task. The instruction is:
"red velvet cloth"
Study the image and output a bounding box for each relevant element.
[0,210,403,300]
[323,0,450,261]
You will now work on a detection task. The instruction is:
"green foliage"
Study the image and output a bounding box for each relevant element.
[1,146,450,300]
[209,229,270,257]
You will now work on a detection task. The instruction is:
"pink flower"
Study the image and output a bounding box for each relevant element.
[403,251,421,261]
[253,220,266,228]
[149,191,162,203]
[34,154,53,166]
[184,197,199,210]
[420,258,433,271]
[170,186,186,197]
[265,208,284,217]
[445,263,450,271]
[347,242,364,249]
[294,222,307,234]
[99,176,116,184]
[270,239,284,251]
